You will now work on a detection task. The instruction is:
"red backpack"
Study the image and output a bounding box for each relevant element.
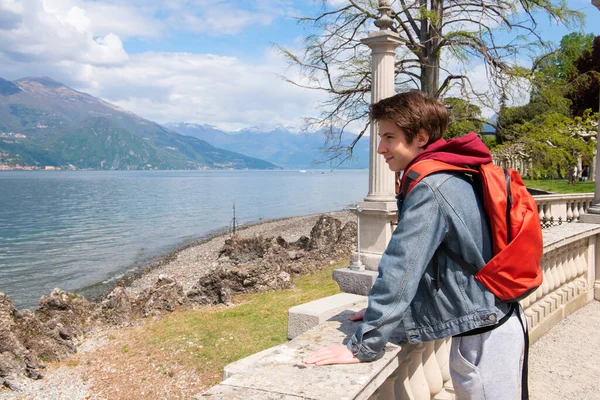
[399,159,543,302]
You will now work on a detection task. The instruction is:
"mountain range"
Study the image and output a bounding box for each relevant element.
[164,123,370,170]
[0,77,277,170]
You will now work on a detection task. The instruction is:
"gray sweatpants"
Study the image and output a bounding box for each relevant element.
[449,310,525,400]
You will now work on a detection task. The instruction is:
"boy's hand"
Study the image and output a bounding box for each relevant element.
[303,344,361,366]
[348,311,365,321]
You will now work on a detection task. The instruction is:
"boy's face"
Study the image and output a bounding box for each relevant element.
[377,119,428,172]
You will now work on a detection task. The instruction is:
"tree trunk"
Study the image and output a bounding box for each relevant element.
[419,0,442,97]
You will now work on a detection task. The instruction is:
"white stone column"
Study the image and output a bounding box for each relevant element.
[581,0,600,223]
[353,31,402,272]
[363,33,399,202]
[334,0,402,294]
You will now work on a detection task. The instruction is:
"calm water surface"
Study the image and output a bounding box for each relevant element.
[0,170,368,309]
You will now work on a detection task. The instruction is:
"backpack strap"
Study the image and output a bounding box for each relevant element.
[400,159,477,200]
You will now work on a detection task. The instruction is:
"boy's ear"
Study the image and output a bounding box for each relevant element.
[415,129,430,148]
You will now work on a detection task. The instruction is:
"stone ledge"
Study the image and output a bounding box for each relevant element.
[201,311,402,400]
[287,293,367,339]
[223,346,283,380]
[541,223,600,252]
[196,385,306,399]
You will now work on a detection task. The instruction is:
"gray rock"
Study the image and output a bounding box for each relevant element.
[100,287,132,325]
[134,275,187,317]
[308,215,343,250]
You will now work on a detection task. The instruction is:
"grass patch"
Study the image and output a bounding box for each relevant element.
[141,260,345,386]
[524,179,594,194]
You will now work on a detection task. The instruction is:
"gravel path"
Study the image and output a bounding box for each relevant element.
[529,300,600,400]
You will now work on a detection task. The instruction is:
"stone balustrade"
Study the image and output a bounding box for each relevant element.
[533,193,594,227]
[200,222,600,400]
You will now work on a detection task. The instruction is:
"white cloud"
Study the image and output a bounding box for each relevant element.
[41,0,162,39]
[73,50,326,130]
[0,0,329,132]
[0,0,135,65]
[174,4,275,36]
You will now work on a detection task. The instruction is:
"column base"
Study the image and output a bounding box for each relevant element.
[585,203,600,215]
[364,193,396,202]
[332,267,378,296]
[580,211,600,224]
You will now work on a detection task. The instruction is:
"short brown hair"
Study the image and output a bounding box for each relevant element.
[370,90,448,145]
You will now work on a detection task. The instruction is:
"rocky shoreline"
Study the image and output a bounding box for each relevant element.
[0,211,356,395]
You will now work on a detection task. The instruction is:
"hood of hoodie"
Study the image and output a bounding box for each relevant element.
[404,132,492,172]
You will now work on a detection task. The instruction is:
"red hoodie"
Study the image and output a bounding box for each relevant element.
[406,132,492,170]
[397,132,492,195]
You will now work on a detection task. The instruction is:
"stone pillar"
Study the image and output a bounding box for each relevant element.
[363,36,399,203]
[355,30,402,270]
[333,0,402,295]
[580,0,600,223]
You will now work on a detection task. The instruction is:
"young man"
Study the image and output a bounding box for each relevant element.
[304,90,525,399]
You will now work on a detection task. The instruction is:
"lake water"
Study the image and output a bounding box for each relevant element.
[0,170,368,310]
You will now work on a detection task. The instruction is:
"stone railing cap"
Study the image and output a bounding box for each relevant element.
[203,308,402,399]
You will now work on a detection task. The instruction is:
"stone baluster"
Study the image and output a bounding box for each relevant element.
[547,256,557,292]
[527,256,548,326]
[575,244,588,296]
[423,341,444,398]
[573,201,581,221]
[408,344,430,400]
[567,250,579,301]
[560,250,572,303]
[377,371,398,399]
[557,249,567,286]
[538,256,552,317]
[441,338,455,397]
[544,204,552,224]
[394,356,415,399]
[557,249,568,305]
[551,254,562,292]
[530,266,544,304]
[573,242,587,295]
[564,249,574,282]
[577,243,587,277]
[541,260,551,298]
[569,250,579,283]
[538,203,545,223]
[521,289,531,309]
[549,254,562,312]
[567,201,574,222]
[434,339,450,383]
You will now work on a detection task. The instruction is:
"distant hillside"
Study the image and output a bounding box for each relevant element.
[0,76,277,170]
[164,122,370,170]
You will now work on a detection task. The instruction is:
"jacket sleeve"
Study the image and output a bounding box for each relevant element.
[347,181,448,361]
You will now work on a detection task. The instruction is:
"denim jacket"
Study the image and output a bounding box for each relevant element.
[348,171,510,362]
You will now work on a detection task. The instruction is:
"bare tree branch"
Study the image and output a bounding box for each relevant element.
[275,0,584,166]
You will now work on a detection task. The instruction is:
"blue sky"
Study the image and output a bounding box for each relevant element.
[0,0,598,132]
